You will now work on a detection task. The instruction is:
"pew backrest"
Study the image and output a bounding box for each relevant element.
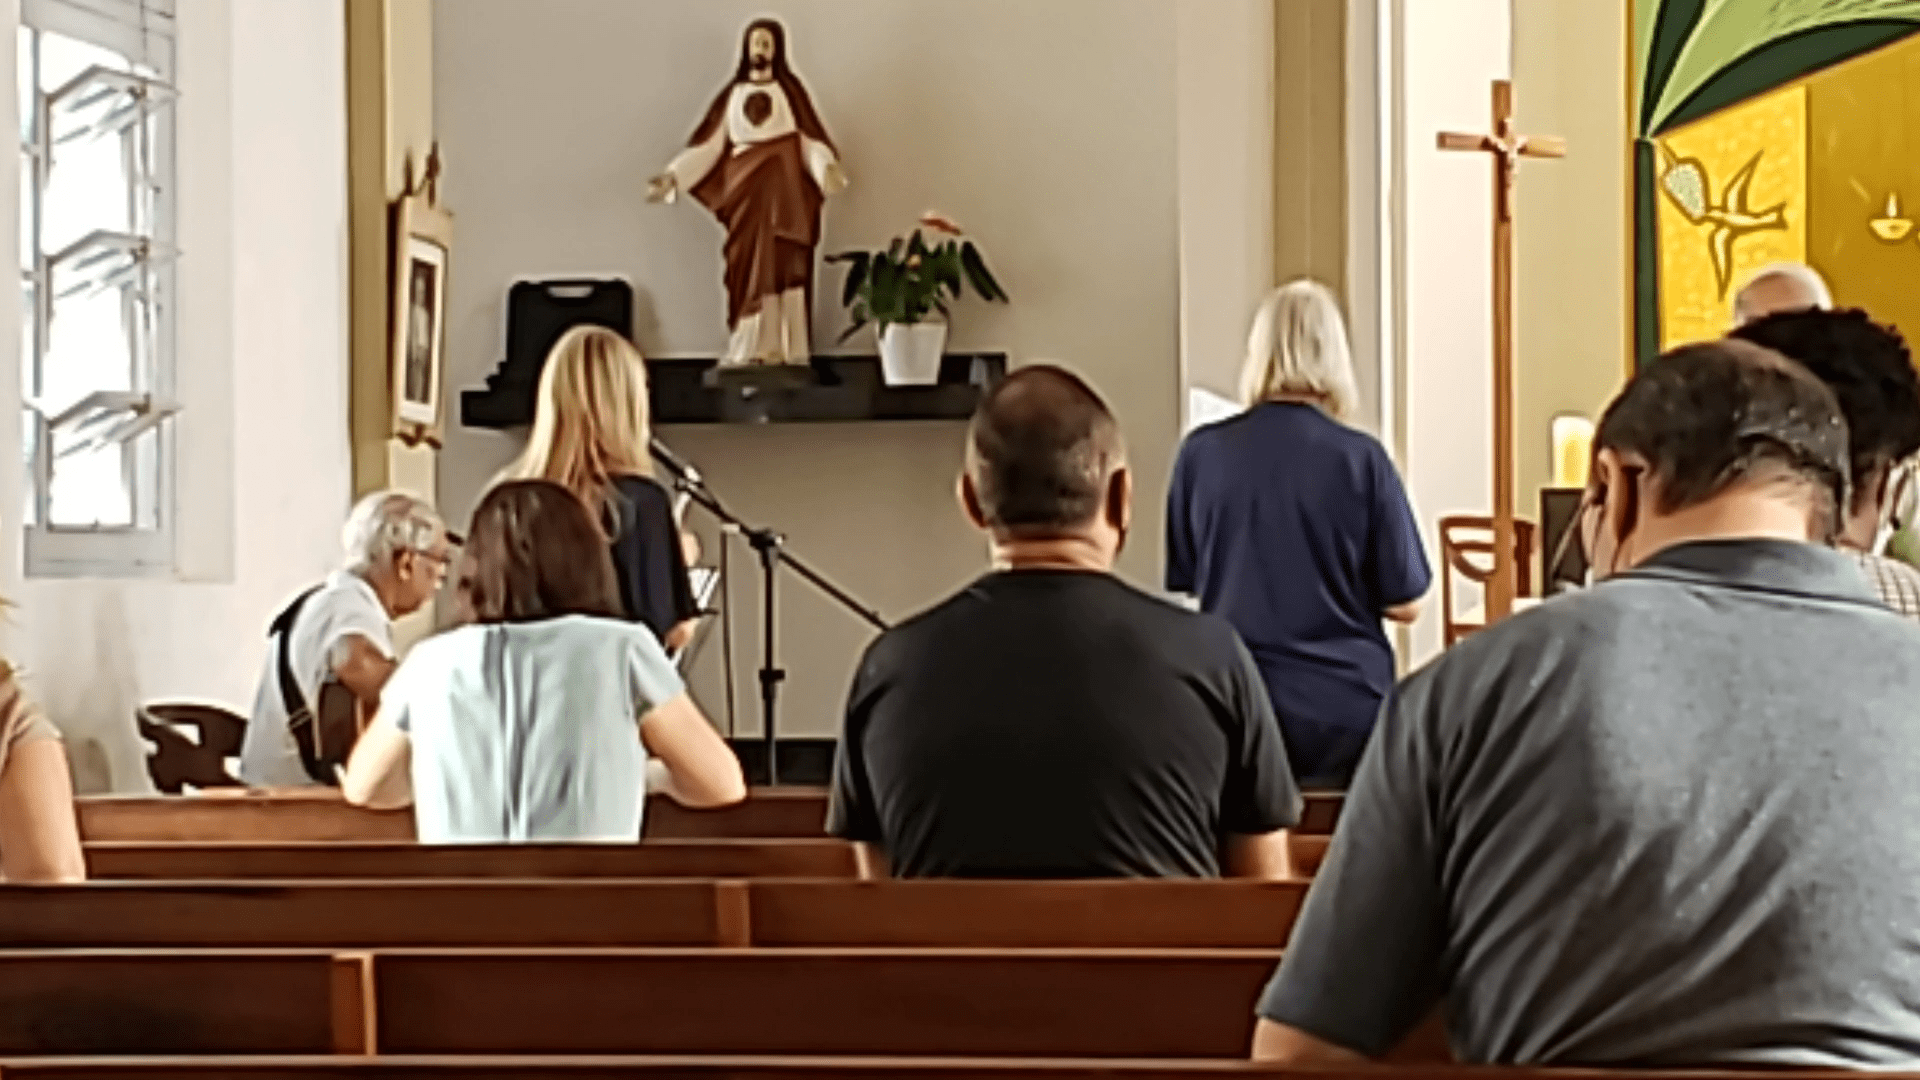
[746,880,1303,949]
[0,881,730,948]
[77,789,837,845]
[0,948,1279,1059]
[84,840,858,881]
[1298,792,1340,835]
[369,948,1279,1058]
[78,788,1342,844]
[85,839,1323,884]
[0,879,1306,950]
[0,1056,1489,1079]
[0,951,336,1055]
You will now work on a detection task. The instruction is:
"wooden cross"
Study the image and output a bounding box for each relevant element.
[1437,80,1565,622]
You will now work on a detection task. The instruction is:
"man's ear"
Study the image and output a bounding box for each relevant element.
[958,473,989,530]
[1106,466,1132,533]
[1597,447,1649,546]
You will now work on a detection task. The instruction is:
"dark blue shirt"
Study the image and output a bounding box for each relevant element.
[1166,402,1430,784]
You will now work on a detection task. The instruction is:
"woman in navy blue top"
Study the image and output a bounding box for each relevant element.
[1166,281,1431,785]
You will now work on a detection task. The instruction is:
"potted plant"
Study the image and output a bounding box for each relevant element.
[828,212,1008,386]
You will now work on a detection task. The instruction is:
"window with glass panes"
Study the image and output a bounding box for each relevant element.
[18,0,177,574]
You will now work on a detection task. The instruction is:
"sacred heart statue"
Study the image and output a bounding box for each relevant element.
[648,18,848,368]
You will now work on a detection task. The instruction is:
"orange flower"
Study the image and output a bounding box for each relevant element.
[919,211,964,237]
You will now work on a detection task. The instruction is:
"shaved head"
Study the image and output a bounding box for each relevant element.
[965,365,1126,535]
[1732,263,1831,327]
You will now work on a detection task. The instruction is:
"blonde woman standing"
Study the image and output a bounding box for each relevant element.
[501,326,698,651]
[1165,281,1430,786]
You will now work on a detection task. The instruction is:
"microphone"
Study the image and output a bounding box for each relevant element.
[649,435,703,487]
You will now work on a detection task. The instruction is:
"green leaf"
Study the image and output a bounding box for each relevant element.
[839,252,870,308]
[960,242,1008,302]
[869,258,904,324]
[938,249,964,299]
[836,315,869,344]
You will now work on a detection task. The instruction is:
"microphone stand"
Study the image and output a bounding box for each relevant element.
[651,442,888,785]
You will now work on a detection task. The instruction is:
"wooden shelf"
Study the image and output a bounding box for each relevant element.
[461,353,1007,429]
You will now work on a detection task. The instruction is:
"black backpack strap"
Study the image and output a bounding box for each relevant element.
[269,586,333,784]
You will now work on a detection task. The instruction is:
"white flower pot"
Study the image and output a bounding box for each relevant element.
[878,321,948,386]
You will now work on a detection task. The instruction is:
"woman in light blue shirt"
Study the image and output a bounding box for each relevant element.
[341,480,745,842]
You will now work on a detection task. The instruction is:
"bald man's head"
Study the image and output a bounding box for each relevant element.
[1732,263,1831,327]
[964,365,1128,539]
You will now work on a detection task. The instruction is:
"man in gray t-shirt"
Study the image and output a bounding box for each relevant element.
[1254,340,1920,1068]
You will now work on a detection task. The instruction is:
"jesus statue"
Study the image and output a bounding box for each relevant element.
[648,18,848,367]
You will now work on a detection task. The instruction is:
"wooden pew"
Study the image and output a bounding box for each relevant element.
[0,951,337,1054]
[0,948,1278,1058]
[84,840,858,881]
[1298,792,1340,835]
[84,838,1325,883]
[369,948,1278,1057]
[79,795,413,843]
[0,1062,1862,1080]
[0,881,733,948]
[79,788,1344,843]
[0,1060,1348,1080]
[0,880,1306,951]
[744,880,1302,949]
[643,788,830,839]
[76,790,830,845]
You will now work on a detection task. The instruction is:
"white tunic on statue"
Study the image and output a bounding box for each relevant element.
[665,78,841,366]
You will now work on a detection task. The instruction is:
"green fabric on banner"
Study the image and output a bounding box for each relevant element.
[1642,0,1709,134]
[1632,141,1661,369]
[1656,21,1920,134]
[1632,0,1668,129]
[1650,0,1920,129]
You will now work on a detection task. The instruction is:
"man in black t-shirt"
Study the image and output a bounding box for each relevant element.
[826,365,1300,878]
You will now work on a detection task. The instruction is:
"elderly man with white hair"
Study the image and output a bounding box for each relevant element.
[241,490,452,788]
[1731,262,1831,326]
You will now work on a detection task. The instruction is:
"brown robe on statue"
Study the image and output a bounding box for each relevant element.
[690,133,823,329]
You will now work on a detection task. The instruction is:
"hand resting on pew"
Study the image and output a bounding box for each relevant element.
[637,693,746,809]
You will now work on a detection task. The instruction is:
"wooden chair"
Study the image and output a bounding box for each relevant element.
[1438,515,1538,646]
[136,703,248,794]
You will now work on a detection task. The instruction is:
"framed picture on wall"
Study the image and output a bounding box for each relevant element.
[390,193,454,436]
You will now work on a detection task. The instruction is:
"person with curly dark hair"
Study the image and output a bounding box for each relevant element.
[1733,307,1920,619]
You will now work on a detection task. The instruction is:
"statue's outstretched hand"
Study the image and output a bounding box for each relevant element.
[646,173,677,204]
[821,160,849,196]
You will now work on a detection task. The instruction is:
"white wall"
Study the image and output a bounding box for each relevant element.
[1513,0,1628,501]
[1395,0,1510,661]
[1347,0,1392,439]
[0,0,352,791]
[1176,0,1273,413]
[435,0,1183,740]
